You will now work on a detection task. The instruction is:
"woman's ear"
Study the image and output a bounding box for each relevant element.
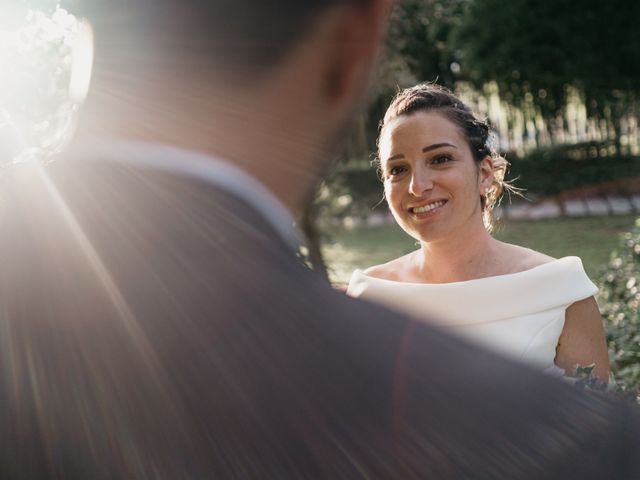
[478,155,495,193]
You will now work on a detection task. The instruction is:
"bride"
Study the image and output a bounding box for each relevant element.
[347,83,609,380]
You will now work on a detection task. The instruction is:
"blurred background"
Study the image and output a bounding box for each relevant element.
[1,1,638,392]
[312,0,640,393]
[315,0,640,280]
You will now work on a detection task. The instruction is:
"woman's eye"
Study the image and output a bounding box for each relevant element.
[431,155,452,165]
[388,166,407,176]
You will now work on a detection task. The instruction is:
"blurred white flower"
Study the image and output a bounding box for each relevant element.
[0,4,81,166]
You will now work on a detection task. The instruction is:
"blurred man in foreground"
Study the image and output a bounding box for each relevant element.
[0,1,638,478]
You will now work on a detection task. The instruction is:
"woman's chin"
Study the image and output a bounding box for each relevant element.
[400,225,445,244]
[398,217,445,242]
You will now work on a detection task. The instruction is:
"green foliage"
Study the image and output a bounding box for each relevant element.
[384,0,464,89]
[323,216,636,285]
[509,143,640,197]
[600,218,640,392]
[316,162,383,222]
[453,0,567,111]
[452,0,640,117]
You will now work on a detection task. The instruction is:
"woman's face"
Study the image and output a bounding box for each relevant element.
[379,111,493,243]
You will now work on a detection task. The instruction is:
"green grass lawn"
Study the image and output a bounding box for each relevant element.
[322,215,638,285]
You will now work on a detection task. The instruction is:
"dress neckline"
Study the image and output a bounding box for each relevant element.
[348,256,597,326]
[353,256,581,287]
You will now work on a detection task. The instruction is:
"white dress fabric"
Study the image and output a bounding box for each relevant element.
[347,257,597,369]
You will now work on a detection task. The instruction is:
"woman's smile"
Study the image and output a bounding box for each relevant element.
[409,199,448,218]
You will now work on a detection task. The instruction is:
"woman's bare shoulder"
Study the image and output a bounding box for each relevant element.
[363,251,416,281]
[497,242,556,273]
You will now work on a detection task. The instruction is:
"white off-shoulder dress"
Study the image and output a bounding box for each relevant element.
[347,257,597,369]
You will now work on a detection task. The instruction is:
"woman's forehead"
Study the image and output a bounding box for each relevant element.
[380,111,465,158]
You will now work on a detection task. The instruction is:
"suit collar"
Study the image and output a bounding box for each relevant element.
[67,139,302,252]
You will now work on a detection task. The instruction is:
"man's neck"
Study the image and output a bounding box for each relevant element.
[75,82,327,221]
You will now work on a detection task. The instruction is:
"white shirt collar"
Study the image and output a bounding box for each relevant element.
[71,140,302,252]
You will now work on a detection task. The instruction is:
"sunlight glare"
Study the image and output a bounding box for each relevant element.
[69,20,94,104]
[0,5,83,166]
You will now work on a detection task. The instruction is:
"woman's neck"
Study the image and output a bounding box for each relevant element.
[414,227,500,284]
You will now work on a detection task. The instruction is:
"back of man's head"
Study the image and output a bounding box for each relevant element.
[69,0,371,83]
[67,0,389,213]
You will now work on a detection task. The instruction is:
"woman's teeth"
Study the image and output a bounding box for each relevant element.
[412,200,445,214]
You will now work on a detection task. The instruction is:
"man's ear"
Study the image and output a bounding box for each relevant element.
[321,0,393,110]
[478,155,495,192]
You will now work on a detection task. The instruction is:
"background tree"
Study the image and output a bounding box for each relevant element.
[452,0,640,150]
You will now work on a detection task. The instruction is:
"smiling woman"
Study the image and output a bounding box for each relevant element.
[379,111,493,244]
[347,83,611,381]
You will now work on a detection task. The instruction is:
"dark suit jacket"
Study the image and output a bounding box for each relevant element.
[0,149,637,479]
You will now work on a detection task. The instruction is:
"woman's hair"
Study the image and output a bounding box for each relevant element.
[378,83,515,232]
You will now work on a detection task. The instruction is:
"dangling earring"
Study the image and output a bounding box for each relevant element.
[481,188,490,209]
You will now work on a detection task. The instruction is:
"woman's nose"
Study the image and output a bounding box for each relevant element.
[408,168,434,196]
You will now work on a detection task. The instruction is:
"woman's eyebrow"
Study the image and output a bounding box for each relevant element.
[423,142,456,152]
[386,142,456,162]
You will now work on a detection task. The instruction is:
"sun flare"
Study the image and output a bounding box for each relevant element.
[0,4,86,166]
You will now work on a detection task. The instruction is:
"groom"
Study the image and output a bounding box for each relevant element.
[0,0,638,478]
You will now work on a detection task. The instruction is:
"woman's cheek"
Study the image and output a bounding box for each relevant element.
[384,183,395,207]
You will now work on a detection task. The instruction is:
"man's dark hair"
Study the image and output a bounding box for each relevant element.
[67,0,370,79]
